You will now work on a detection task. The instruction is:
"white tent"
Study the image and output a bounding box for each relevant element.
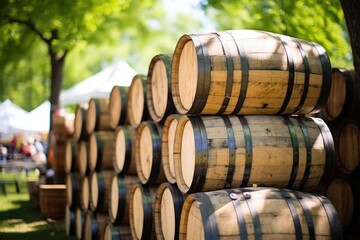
[0,99,28,134]
[10,100,50,133]
[60,60,137,106]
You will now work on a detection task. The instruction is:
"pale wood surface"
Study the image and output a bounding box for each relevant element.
[132,187,144,239]
[109,86,122,128]
[139,125,153,181]
[151,59,168,120]
[80,176,89,211]
[76,141,88,176]
[114,126,137,174]
[75,208,84,240]
[109,175,119,223]
[128,75,146,128]
[180,120,196,190]
[160,188,176,240]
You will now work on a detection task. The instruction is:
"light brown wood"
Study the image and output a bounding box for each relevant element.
[172,30,331,115]
[88,131,115,172]
[174,115,334,194]
[75,208,85,240]
[127,74,148,128]
[76,141,88,176]
[86,98,114,135]
[136,121,166,184]
[114,126,137,175]
[161,114,182,184]
[180,187,342,239]
[73,105,89,141]
[146,54,175,122]
[39,184,67,220]
[319,68,357,121]
[109,175,139,225]
[64,140,76,173]
[66,173,89,211]
[338,121,360,173]
[89,171,115,212]
[109,85,130,126]
[53,113,74,137]
[84,211,98,240]
[53,142,66,176]
[129,183,157,240]
[80,176,90,211]
[154,182,186,240]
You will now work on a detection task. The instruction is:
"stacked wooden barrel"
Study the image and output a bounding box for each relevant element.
[318,68,360,237]
[57,29,352,239]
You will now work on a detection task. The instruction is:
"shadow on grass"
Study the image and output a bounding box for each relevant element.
[0,186,74,240]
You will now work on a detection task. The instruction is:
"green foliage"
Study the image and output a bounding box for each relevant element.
[201,0,352,68]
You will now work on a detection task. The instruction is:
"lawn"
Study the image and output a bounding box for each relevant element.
[0,171,73,240]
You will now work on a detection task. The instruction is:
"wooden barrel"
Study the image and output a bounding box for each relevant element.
[100,221,132,240]
[127,74,149,128]
[129,183,157,240]
[39,184,67,220]
[179,187,342,240]
[136,121,166,185]
[65,204,76,236]
[86,97,115,134]
[53,114,75,139]
[89,171,115,212]
[77,141,89,177]
[83,211,103,240]
[154,182,186,240]
[161,114,182,184]
[324,173,360,232]
[174,115,335,194]
[318,68,358,121]
[109,174,139,225]
[109,86,130,126]
[89,131,115,172]
[66,173,90,211]
[64,140,77,174]
[331,119,360,174]
[75,208,85,240]
[114,126,137,175]
[171,30,331,115]
[74,105,90,141]
[146,54,176,123]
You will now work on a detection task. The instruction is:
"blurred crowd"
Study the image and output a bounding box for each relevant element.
[0,134,47,164]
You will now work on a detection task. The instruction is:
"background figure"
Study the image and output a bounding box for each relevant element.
[0,143,8,162]
[33,138,46,164]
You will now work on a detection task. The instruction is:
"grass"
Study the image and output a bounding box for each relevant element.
[0,171,73,240]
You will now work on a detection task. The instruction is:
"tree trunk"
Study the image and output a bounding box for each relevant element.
[49,50,66,131]
[340,0,360,76]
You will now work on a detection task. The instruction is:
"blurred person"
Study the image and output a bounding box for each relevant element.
[0,143,8,162]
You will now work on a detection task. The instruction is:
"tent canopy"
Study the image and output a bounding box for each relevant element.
[10,100,50,134]
[60,60,137,106]
[0,99,28,134]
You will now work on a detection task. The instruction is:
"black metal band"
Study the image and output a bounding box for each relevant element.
[226,189,248,240]
[97,173,106,210]
[188,117,208,193]
[95,134,104,171]
[147,123,162,184]
[122,127,132,174]
[284,116,299,189]
[239,116,252,187]
[214,32,234,114]
[316,195,343,240]
[275,34,295,114]
[141,184,153,237]
[189,35,211,114]
[119,87,128,125]
[280,189,303,240]
[194,192,219,239]
[113,175,126,225]
[295,192,315,240]
[242,191,262,240]
[310,43,332,113]
[167,183,185,238]
[222,116,236,189]
[94,99,101,131]
[228,31,249,115]
[292,38,310,113]
[297,117,312,190]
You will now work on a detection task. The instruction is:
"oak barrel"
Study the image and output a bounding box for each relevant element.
[74,105,90,141]
[39,184,67,220]
[331,119,360,174]
[83,211,109,240]
[53,142,66,177]
[109,85,130,126]
[109,174,139,225]
[171,30,331,115]
[89,131,116,172]
[135,121,166,185]
[75,208,85,240]
[65,205,76,236]
[318,68,358,121]
[146,54,176,123]
[154,182,186,240]
[324,173,360,232]
[127,74,149,128]
[174,115,335,194]
[100,221,132,240]
[77,140,89,177]
[64,140,76,173]
[114,126,137,175]
[89,171,115,212]
[179,187,342,240]
[86,98,115,134]
[129,183,157,240]
[161,114,182,184]
[65,173,90,211]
